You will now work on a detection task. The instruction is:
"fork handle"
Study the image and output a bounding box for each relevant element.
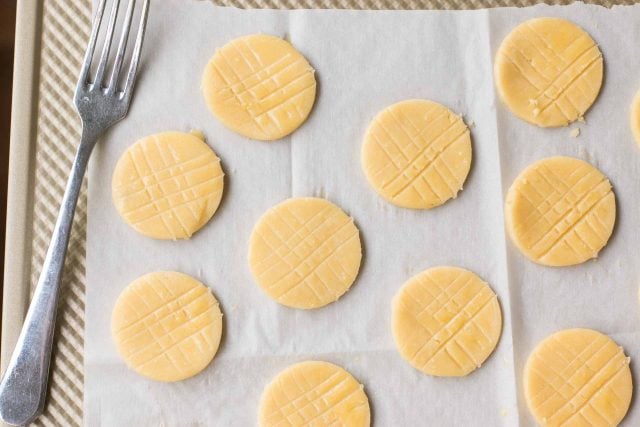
[0,130,97,426]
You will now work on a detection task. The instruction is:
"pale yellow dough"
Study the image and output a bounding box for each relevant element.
[361,99,471,209]
[112,131,224,240]
[202,34,316,141]
[524,328,632,426]
[505,156,615,267]
[248,197,362,309]
[111,271,223,382]
[258,361,370,427]
[392,266,502,377]
[495,17,603,127]
[631,89,640,146]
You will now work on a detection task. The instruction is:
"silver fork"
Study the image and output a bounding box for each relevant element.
[0,0,150,424]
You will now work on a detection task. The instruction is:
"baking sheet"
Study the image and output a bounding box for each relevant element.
[85,1,640,425]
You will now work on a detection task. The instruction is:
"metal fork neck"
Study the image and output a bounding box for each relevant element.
[80,120,104,147]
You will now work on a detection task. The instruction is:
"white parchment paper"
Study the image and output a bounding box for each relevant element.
[85,1,640,425]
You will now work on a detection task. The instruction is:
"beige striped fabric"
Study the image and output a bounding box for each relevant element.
[23,0,625,425]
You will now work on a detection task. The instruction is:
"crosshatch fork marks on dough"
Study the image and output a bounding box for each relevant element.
[392,267,502,377]
[362,99,472,209]
[112,132,225,240]
[506,156,615,266]
[112,272,223,382]
[249,198,362,309]
[204,34,317,141]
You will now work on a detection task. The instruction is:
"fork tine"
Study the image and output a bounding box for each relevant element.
[93,0,121,89]
[122,0,150,98]
[107,0,136,92]
[78,0,108,86]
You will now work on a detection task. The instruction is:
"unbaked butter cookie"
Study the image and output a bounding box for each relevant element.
[495,17,603,127]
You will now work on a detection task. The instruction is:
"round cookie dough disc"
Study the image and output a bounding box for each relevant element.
[361,99,472,209]
[495,17,603,127]
[112,131,224,240]
[392,266,502,377]
[631,89,640,146]
[524,329,632,426]
[111,271,223,382]
[202,34,316,141]
[505,156,615,267]
[258,361,370,427]
[248,197,362,309]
